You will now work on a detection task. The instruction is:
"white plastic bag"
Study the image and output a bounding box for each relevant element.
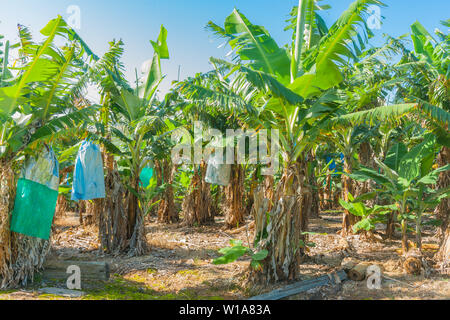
[21,146,59,191]
[205,151,231,186]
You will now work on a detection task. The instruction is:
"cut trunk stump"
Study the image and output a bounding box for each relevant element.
[42,259,110,282]
[347,263,371,281]
[403,249,423,275]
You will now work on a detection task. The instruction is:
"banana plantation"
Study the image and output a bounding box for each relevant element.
[0,0,449,301]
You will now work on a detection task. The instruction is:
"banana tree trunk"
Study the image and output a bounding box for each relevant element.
[385,209,396,239]
[251,175,274,246]
[83,199,102,226]
[149,160,163,217]
[8,233,50,288]
[251,160,309,284]
[127,177,139,236]
[157,160,178,224]
[435,147,449,236]
[224,164,245,229]
[356,142,373,202]
[341,156,359,235]
[78,200,86,224]
[436,147,449,268]
[333,186,340,209]
[245,169,259,215]
[438,227,450,269]
[54,166,73,218]
[125,163,149,256]
[0,160,51,288]
[55,195,68,218]
[264,175,274,213]
[211,186,223,217]
[401,219,409,255]
[98,153,128,254]
[0,160,14,287]
[321,175,332,211]
[309,165,320,219]
[183,161,214,226]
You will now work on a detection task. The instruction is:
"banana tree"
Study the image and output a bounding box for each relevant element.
[332,20,450,260]
[0,17,99,288]
[92,25,171,255]
[175,64,259,228]
[320,32,415,233]
[339,193,396,235]
[110,99,169,253]
[322,123,382,234]
[348,134,450,253]
[206,0,386,283]
[393,20,450,261]
[166,105,214,227]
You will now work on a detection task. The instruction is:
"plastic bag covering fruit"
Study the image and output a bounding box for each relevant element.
[205,151,231,186]
[71,140,106,201]
[140,167,154,188]
[10,147,59,240]
[21,147,59,190]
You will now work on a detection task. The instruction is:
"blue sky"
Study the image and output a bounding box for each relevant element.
[1,0,449,99]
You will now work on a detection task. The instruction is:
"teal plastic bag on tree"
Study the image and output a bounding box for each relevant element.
[10,147,59,240]
[139,167,154,188]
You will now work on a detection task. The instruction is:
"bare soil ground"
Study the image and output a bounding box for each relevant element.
[0,211,449,300]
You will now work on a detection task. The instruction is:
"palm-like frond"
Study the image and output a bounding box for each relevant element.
[90,39,129,96]
[326,102,450,129]
[312,0,385,70]
[236,66,304,106]
[178,82,254,115]
[30,105,99,142]
[141,25,170,101]
[0,16,66,116]
[285,0,330,49]
[207,9,291,84]
[295,0,386,98]
[85,131,124,156]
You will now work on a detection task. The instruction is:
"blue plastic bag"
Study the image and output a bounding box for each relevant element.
[71,140,106,201]
[325,155,337,171]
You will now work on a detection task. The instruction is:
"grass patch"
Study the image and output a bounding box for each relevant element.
[177,269,200,277]
[81,276,224,300]
[147,268,158,275]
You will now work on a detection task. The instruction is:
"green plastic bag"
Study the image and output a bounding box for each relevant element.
[10,178,58,240]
